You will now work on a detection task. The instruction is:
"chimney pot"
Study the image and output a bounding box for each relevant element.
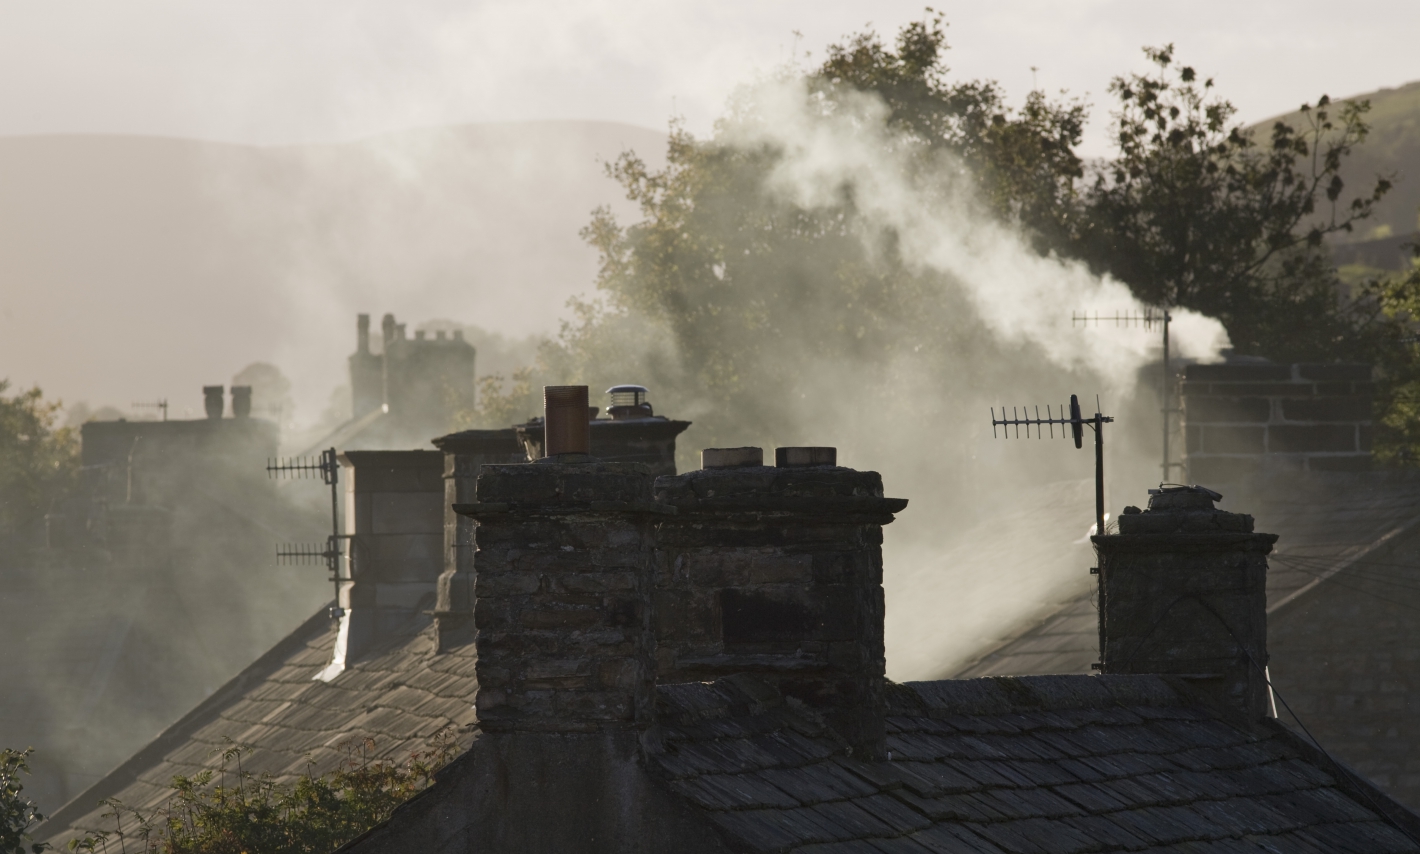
[202,386,224,420]
[702,447,764,468]
[357,313,371,355]
[775,447,837,467]
[543,386,591,457]
[435,330,446,341]
[231,386,253,419]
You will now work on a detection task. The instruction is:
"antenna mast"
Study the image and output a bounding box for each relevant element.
[990,394,1116,536]
[267,448,347,618]
[1071,307,1180,480]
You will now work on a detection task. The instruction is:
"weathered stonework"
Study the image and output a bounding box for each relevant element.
[1095,486,1278,721]
[651,464,907,757]
[1182,362,1373,482]
[430,428,527,653]
[457,461,666,733]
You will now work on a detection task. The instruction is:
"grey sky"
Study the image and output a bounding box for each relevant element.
[3,1,1418,154]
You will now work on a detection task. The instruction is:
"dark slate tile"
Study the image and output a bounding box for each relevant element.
[756,763,878,804]
[1186,797,1297,836]
[1051,781,1132,814]
[845,793,933,835]
[885,733,953,762]
[710,808,815,851]
[1054,758,1105,783]
[1149,718,1250,751]
[792,839,919,854]
[1259,787,1381,825]
[665,737,788,776]
[1105,805,1216,847]
[999,760,1076,787]
[1299,821,1420,854]
[669,772,801,810]
[905,823,1007,854]
[804,799,901,841]
[968,817,1096,854]
[888,790,1009,823]
[975,786,1080,820]
[751,730,842,767]
[886,761,981,797]
[987,736,1068,763]
[950,760,1027,789]
[1059,814,1153,850]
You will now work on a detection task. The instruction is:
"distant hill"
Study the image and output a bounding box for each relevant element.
[0,122,666,423]
[1254,80,1420,268]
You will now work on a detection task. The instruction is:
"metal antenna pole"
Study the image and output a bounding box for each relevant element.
[1096,411,1105,536]
[1161,306,1171,482]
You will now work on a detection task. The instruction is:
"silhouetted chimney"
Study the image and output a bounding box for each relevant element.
[650,446,906,757]
[429,427,528,653]
[202,386,224,420]
[357,313,371,355]
[230,386,252,419]
[318,450,444,680]
[1095,485,1277,721]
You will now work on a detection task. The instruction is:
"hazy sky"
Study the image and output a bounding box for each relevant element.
[3,1,1418,155]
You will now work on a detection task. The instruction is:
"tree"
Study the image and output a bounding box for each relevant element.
[0,383,79,565]
[1072,45,1393,360]
[1,749,49,854]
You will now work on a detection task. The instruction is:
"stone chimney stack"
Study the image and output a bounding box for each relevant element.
[650,447,907,757]
[357,313,371,354]
[458,458,662,732]
[1094,485,1278,721]
[319,450,444,680]
[429,428,528,653]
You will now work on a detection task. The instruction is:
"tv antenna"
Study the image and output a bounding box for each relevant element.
[131,399,168,421]
[1073,306,1180,481]
[267,448,348,619]
[991,394,1116,536]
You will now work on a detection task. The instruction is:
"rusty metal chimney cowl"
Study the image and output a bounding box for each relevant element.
[543,385,591,458]
[203,386,224,420]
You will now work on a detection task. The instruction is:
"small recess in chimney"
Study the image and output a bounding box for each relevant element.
[702,447,764,469]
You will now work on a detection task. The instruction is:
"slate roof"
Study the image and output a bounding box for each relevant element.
[38,608,478,847]
[954,471,1420,679]
[650,674,1420,853]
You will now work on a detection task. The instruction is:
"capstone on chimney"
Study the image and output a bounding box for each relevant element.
[429,428,528,653]
[1094,485,1278,721]
[516,384,690,475]
[650,446,907,757]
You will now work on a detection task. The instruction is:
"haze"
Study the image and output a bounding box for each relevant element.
[2,0,1417,422]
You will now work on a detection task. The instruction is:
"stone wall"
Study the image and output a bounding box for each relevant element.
[1096,486,1278,722]
[462,461,664,733]
[650,462,905,757]
[1183,362,1373,483]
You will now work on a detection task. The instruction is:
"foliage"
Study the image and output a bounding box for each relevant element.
[566,17,1089,452]
[2,749,49,854]
[65,736,455,854]
[0,382,79,564]
[1071,45,1393,360]
[457,367,539,429]
[1362,252,1420,465]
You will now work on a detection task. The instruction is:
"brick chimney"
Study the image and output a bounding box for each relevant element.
[650,446,907,757]
[1094,485,1278,721]
[1183,362,1373,482]
[428,428,528,653]
[457,459,663,732]
[318,450,444,680]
